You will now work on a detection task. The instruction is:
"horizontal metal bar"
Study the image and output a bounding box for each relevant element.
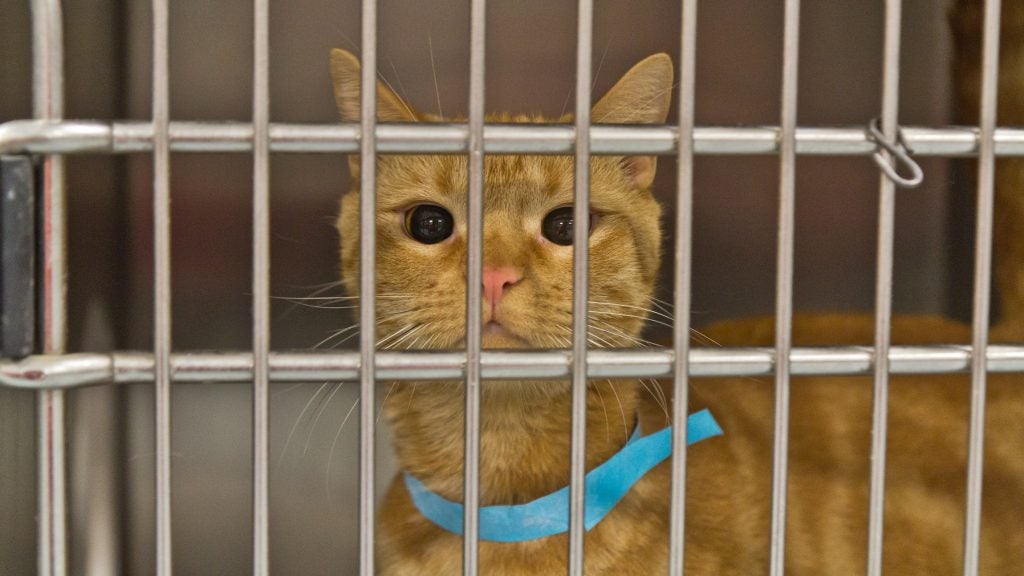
[2,120,1024,157]
[2,345,1023,389]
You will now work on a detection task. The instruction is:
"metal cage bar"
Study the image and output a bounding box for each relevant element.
[5,345,1024,389]
[769,1,800,574]
[31,0,68,573]
[358,1,379,574]
[463,0,486,573]
[866,1,903,573]
[251,0,272,572]
[151,0,173,571]
[11,121,1024,157]
[668,0,698,573]
[568,0,594,573]
[964,1,1002,573]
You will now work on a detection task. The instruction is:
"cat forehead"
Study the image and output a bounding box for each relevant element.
[376,154,626,209]
[377,154,573,202]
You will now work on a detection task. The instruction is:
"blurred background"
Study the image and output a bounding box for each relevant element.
[0,0,972,573]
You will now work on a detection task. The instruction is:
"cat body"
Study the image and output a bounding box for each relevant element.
[329,18,1024,569]
[687,314,1024,574]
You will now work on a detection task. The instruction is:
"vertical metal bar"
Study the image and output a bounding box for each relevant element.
[964,1,1001,573]
[252,0,271,572]
[866,2,903,574]
[31,1,67,574]
[568,0,593,574]
[358,0,378,574]
[463,0,486,574]
[668,0,698,574]
[152,0,173,572]
[769,1,800,575]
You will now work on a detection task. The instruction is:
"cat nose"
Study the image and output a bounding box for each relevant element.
[482,266,522,308]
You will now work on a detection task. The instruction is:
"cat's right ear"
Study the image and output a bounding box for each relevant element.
[330,49,419,179]
[591,53,674,190]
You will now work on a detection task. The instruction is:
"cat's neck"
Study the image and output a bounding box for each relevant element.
[384,380,644,505]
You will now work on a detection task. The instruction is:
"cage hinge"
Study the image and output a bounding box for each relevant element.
[1,155,37,358]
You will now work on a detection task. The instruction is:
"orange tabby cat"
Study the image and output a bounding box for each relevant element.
[329,31,1023,574]
[331,48,674,575]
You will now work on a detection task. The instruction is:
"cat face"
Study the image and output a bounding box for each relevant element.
[330,50,672,352]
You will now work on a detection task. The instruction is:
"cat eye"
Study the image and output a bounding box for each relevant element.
[542,206,591,246]
[405,204,454,244]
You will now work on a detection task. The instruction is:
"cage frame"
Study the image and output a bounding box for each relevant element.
[0,0,1013,574]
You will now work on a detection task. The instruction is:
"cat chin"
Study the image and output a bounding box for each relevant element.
[481,333,531,349]
[453,323,533,349]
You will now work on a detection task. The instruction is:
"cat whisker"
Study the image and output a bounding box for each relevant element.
[377,381,399,425]
[651,377,671,422]
[274,300,362,311]
[376,70,419,122]
[589,310,723,348]
[594,321,663,347]
[591,33,615,92]
[561,324,668,423]
[587,321,659,348]
[325,396,360,501]
[603,380,629,439]
[405,382,418,411]
[274,295,413,319]
[271,382,311,399]
[404,334,423,351]
[272,279,351,318]
[421,332,442,350]
[589,309,675,331]
[376,324,417,350]
[558,85,573,119]
[427,34,444,118]
[553,316,657,349]
[586,330,617,349]
[277,294,410,300]
[314,324,361,350]
[638,377,670,422]
[277,381,331,472]
[289,279,346,291]
[303,382,344,456]
[321,314,418,351]
[387,57,413,113]
[387,323,432,350]
[646,295,675,314]
[592,378,611,444]
[588,299,676,323]
[645,295,707,319]
[688,328,723,348]
[328,329,364,350]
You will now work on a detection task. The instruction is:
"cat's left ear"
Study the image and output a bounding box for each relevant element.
[591,53,674,189]
[330,48,420,181]
[329,48,420,123]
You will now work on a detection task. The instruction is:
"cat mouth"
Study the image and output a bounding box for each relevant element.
[480,321,530,348]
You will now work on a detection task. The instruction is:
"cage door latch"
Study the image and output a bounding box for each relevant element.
[867,117,924,188]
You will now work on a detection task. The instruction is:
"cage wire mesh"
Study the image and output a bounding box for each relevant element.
[1,0,1023,574]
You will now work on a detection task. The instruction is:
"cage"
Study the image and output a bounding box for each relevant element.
[1,0,1022,574]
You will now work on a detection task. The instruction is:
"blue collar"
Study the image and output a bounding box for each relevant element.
[403,409,722,542]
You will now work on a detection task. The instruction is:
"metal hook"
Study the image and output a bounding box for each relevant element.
[867,117,924,188]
